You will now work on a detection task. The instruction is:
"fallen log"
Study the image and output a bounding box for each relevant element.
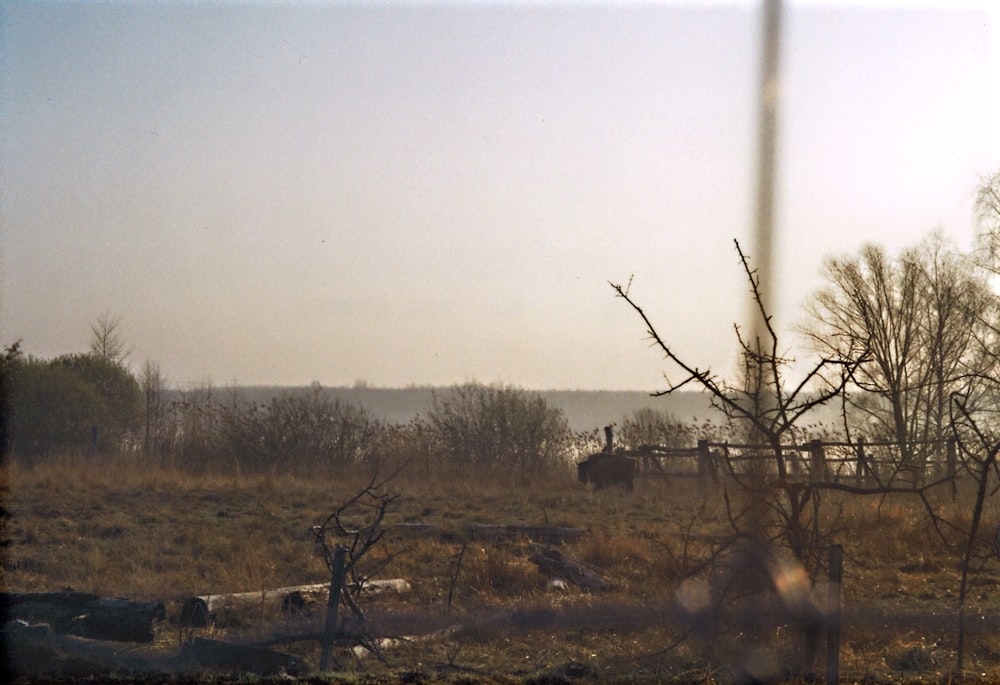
[392,522,438,537]
[181,584,325,627]
[465,524,587,544]
[180,579,412,627]
[528,545,611,591]
[2,619,159,677]
[0,591,165,642]
[353,578,412,596]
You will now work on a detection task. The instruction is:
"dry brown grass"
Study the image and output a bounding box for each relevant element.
[3,457,1000,683]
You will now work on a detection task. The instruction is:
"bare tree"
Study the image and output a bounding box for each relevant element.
[613,239,863,563]
[974,168,1000,276]
[803,237,994,483]
[139,359,169,458]
[619,407,690,450]
[916,234,994,455]
[422,383,570,479]
[310,472,399,669]
[948,392,1000,674]
[89,313,132,366]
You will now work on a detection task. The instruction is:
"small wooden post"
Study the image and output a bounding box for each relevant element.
[826,544,843,685]
[319,546,348,671]
[808,439,826,483]
[604,425,614,453]
[855,437,866,487]
[696,439,710,488]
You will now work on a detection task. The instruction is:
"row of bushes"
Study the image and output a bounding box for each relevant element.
[152,383,691,478]
[1,346,693,478]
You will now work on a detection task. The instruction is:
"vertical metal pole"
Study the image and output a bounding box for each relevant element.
[748,0,783,464]
[826,544,843,685]
[752,0,783,329]
[319,546,348,671]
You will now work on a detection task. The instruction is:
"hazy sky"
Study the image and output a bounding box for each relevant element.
[2,0,997,391]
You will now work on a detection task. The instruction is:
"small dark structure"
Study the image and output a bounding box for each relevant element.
[577,453,637,491]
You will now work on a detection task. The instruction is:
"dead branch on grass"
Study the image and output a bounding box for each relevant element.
[310,469,401,667]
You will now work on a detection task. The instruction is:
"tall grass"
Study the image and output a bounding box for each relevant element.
[4,453,1000,681]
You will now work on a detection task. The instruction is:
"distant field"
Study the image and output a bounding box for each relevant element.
[3,457,998,683]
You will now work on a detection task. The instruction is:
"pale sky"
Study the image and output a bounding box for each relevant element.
[2,0,997,391]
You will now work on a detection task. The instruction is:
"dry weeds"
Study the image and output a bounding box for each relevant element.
[2,456,999,683]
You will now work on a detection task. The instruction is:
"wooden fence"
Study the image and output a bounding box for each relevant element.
[616,437,958,487]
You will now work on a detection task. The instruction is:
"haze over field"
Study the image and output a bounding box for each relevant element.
[2,0,997,391]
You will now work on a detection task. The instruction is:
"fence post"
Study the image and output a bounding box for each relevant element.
[319,546,348,671]
[697,439,711,488]
[855,437,866,487]
[604,425,614,454]
[826,544,843,685]
[808,439,826,483]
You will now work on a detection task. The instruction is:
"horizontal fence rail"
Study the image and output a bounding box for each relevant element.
[614,437,957,488]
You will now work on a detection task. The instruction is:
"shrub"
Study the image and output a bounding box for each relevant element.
[619,407,691,449]
[420,382,571,479]
[7,353,141,459]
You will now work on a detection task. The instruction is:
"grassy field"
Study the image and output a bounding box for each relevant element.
[2,454,999,683]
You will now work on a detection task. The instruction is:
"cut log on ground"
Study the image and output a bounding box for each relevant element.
[352,578,412,596]
[180,579,412,627]
[0,591,165,642]
[180,584,325,627]
[181,637,307,676]
[528,545,611,591]
[465,524,587,544]
[392,522,437,537]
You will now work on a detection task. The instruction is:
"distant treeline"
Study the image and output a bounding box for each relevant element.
[167,385,720,434]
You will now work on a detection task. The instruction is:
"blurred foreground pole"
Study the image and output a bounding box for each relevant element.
[827,544,844,685]
[319,546,348,671]
[750,0,783,352]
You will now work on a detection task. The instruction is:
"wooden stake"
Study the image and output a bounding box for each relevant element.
[827,544,843,685]
[319,546,348,672]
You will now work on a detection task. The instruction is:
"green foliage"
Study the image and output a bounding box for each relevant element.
[1,341,23,456]
[7,352,141,458]
[421,382,571,478]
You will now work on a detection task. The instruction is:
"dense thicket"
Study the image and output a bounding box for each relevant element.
[419,382,572,479]
[4,351,141,458]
